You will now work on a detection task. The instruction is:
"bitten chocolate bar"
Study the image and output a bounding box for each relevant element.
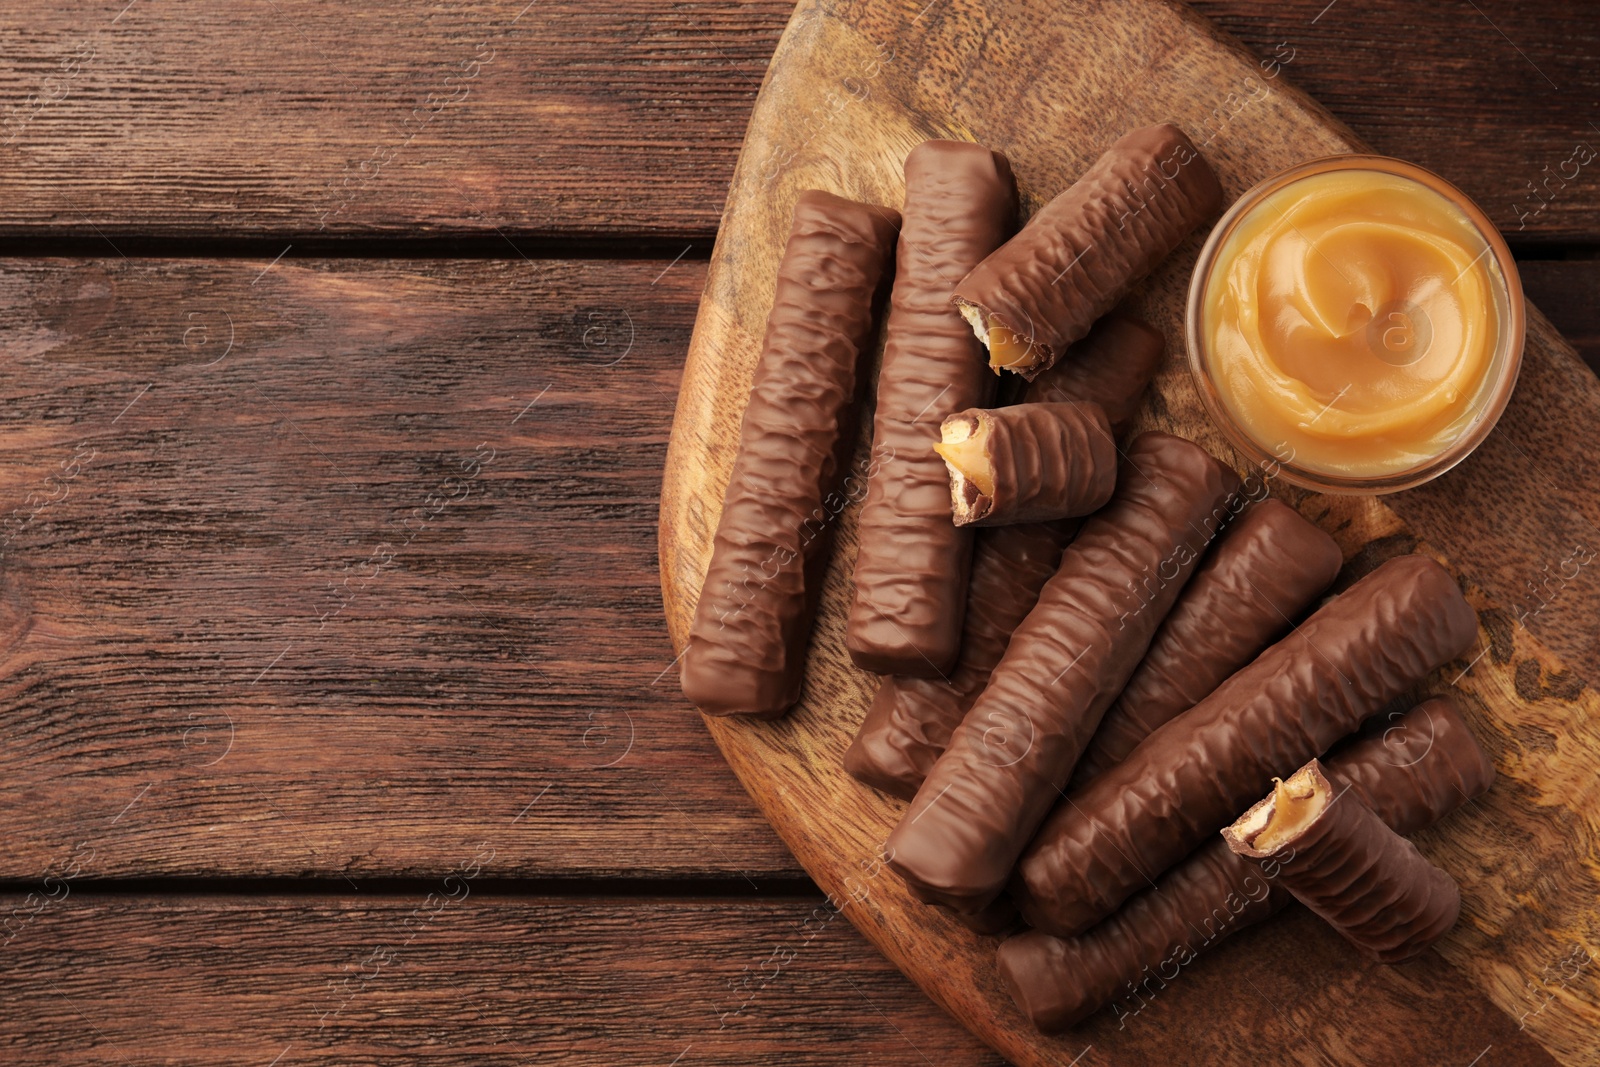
[936,402,1117,526]
[847,141,1017,677]
[1015,554,1479,937]
[1223,759,1461,962]
[886,433,1242,913]
[999,696,1492,1031]
[843,315,1164,799]
[953,124,1221,379]
[1073,498,1343,783]
[681,190,899,718]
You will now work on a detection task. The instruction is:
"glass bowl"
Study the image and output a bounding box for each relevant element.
[1186,154,1524,495]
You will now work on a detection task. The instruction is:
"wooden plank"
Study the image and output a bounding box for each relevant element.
[0,0,790,243]
[0,892,1004,1065]
[0,889,1557,1066]
[2,0,1599,242]
[659,0,1600,1063]
[0,255,801,881]
[1520,261,1600,374]
[1189,0,1600,247]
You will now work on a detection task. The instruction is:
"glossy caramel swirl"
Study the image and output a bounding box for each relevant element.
[1202,169,1504,477]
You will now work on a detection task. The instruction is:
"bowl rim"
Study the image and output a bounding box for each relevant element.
[1184,152,1526,495]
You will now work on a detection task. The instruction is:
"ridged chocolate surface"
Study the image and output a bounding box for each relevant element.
[945,402,1117,526]
[1323,695,1497,836]
[844,519,1076,799]
[886,433,1243,912]
[843,315,1164,800]
[847,141,1017,676]
[1014,554,1480,936]
[999,696,1492,1031]
[1074,498,1342,783]
[1002,836,1283,1033]
[952,124,1220,378]
[1023,314,1167,430]
[1223,761,1462,963]
[681,190,899,718]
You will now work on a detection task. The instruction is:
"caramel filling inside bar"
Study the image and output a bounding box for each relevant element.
[958,301,1040,372]
[1241,765,1329,854]
[934,414,996,498]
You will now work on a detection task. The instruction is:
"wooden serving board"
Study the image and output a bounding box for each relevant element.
[659,1,1600,1063]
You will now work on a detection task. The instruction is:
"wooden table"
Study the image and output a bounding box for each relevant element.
[1,2,1596,1063]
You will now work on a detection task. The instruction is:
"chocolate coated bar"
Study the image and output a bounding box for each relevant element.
[843,315,1164,799]
[1025,313,1167,433]
[999,696,1491,1030]
[886,432,1243,913]
[953,124,1221,378]
[1223,760,1461,962]
[1015,554,1479,936]
[844,518,1075,798]
[936,402,1117,526]
[1003,835,1283,1033]
[1323,695,1496,835]
[681,190,899,718]
[1074,498,1342,783]
[847,141,1017,676]
[947,895,1024,937]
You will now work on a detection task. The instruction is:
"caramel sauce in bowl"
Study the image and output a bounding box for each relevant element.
[1187,155,1524,494]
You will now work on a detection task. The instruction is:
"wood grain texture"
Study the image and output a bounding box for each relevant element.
[1520,261,1600,373]
[0,0,790,242]
[0,892,1003,1065]
[1188,0,1600,247]
[659,1,1600,1063]
[0,255,803,881]
[0,0,1597,242]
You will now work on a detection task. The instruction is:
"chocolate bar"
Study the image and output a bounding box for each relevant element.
[1014,554,1479,936]
[948,895,1024,937]
[1323,695,1496,835]
[681,190,899,718]
[847,141,1017,676]
[1073,498,1343,783]
[999,696,1492,1030]
[1003,835,1283,1033]
[844,518,1075,798]
[886,432,1243,913]
[843,315,1164,799]
[953,124,1221,379]
[1222,759,1461,962]
[936,402,1117,526]
[1025,313,1167,434]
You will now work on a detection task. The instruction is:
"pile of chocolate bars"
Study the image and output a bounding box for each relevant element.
[678,124,1490,1031]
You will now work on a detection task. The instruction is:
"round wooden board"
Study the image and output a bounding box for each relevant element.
[660,1,1600,1063]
